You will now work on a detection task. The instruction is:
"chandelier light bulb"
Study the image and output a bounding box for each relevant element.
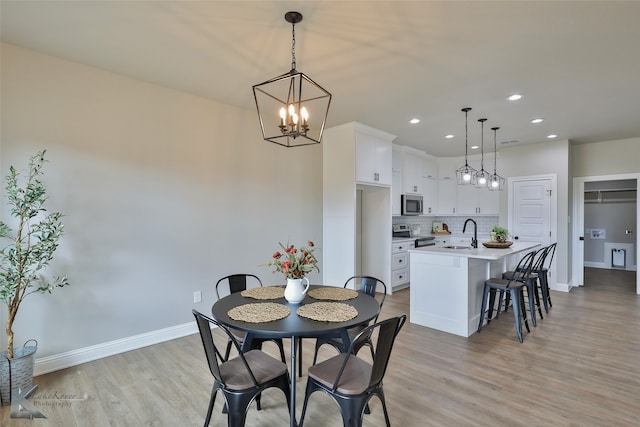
[279,107,287,125]
[301,107,309,124]
[463,172,471,181]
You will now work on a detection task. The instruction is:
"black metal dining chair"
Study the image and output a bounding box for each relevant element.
[312,276,387,365]
[192,309,291,427]
[215,274,286,363]
[299,314,406,427]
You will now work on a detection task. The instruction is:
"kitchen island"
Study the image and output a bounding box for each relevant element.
[408,242,540,337]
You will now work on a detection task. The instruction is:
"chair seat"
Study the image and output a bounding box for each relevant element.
[485,278,526,289]
[308,353,372,395]
[503,270,539,280]
[220,349,289,390]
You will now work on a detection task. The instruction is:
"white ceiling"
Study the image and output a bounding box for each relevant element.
[2,1,640,157]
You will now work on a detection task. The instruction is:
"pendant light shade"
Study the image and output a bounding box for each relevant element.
[488,126,505,191]
[253,11,332,147]
[475,118,491,188]
[456,107,477,185]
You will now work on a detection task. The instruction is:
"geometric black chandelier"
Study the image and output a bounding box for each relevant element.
[488,126,506,191]
[456,107,478,185]
[252,11,332,147]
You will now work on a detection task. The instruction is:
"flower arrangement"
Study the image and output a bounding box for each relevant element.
[262,241,319,279]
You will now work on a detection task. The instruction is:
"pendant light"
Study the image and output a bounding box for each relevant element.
[488,127,506,191]
[252,11,332,147]
[456,107,477,185]
[475,118,491,188]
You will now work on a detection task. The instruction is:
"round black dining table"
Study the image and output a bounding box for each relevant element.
[211,285,381,427]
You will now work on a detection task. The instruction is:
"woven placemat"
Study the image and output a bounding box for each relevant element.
[296,302,358,322]
[308,287,358,301]
[227,303,291,323]
[240,286,285,300]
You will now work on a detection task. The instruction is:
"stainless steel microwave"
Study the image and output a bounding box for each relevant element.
[401,194,423,216]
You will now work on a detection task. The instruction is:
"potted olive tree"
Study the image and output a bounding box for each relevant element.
[491,225,510,243]
[0,150,69,405]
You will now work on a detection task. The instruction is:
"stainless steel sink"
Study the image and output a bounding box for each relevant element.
[443,245,471,250]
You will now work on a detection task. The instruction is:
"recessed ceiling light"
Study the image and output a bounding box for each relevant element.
[471,145,479,150]
[409,118,420,124]
[445,134,454,139]
[547,134,558,139]
[507,94,522,101]
[530,118,544,124]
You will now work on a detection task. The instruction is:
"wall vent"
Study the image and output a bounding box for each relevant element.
[499,139,520,145]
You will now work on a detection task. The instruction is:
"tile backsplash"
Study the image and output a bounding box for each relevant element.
[393,215,499,237]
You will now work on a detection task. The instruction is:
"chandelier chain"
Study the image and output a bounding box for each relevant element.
[291,22,297,70]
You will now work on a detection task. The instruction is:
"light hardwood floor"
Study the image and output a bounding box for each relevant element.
[2,267,638,426]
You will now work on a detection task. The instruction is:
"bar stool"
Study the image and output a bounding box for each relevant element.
[477,250,536,343]
[502,246,548,326]
[536,242,556,312]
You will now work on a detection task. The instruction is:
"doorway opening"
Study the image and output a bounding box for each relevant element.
[572,174,639,294]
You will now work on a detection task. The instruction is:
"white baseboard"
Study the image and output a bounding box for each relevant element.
[584,261,606,269]
[550,282,571,292]
[34,322,198,376]
[584,262,636,272]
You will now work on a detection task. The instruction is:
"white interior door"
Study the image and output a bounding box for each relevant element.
[510,177,554,283]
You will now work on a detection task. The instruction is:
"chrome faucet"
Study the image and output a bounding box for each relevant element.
[463,218,478,248]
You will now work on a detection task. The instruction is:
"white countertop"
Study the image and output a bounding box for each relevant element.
[408,241,540,260]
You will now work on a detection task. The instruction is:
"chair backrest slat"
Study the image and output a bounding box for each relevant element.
[340,314,407,391]
[532,246,548,272]
[192,310,260,388]
[344,275,387,321]
[216,273,262,299]
[542,242,557,271]
[507,250,536,287]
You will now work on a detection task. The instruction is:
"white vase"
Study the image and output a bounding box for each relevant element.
[284,277,310,304]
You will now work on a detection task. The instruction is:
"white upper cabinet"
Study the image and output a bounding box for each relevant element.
[437,157,458,215]
[355,126,394,186]
[402,147,424,195]
[422,155,438,179]
[438,178,457,215]
[422,176,438,215]
[392,145,402,216]
[457,184,500,215]
[421,153,438,214]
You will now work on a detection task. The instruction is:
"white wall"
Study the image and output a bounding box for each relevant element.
[0,43,323,359]
[571,137,640,178]
[498,140,570,285]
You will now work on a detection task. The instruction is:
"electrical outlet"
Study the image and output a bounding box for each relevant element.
[193,291,202,303]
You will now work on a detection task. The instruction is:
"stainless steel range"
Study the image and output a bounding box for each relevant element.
[414,236,435,248]
[393,224,435,248]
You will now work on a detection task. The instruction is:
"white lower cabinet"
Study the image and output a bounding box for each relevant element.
[391,239,412,290]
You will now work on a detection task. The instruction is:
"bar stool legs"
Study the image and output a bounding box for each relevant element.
[478,283,530,343]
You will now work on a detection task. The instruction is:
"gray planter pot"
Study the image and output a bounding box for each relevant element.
[0,341,37,406]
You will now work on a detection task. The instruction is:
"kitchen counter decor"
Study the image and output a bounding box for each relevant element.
[308,287,358,301]
[482,241,513,249]
[241,286,285,300]
[296,302,358,322]
[227,303,291,323]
